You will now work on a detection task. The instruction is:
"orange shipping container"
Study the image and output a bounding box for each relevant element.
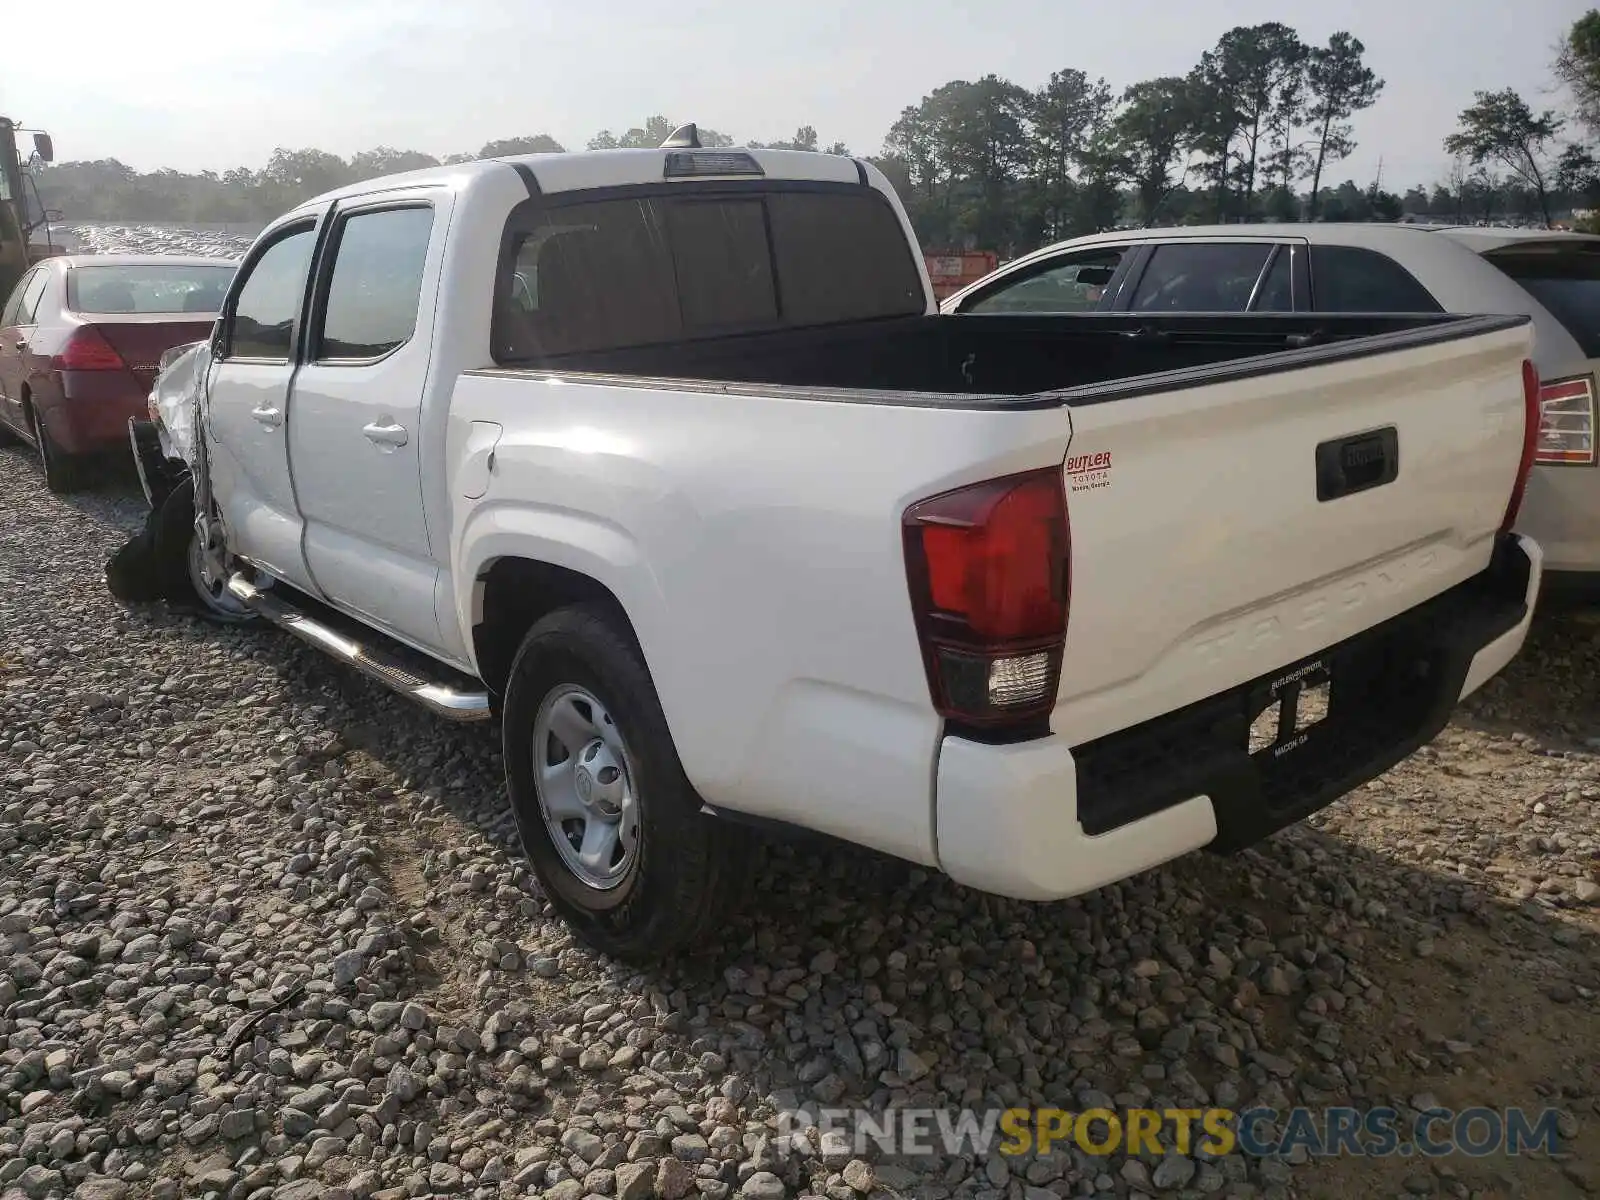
[924,250,998,301]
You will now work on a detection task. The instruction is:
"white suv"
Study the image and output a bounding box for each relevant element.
[943,223,1600,589]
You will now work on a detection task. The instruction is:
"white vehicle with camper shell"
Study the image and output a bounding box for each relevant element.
[125,128,1545,961]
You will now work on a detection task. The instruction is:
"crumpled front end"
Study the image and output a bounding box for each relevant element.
[129,340,209,510]
[148,340,210,466]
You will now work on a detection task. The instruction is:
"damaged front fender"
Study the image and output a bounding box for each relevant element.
[147,339,209,468]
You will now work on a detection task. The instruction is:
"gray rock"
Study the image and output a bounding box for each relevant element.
[367,1001,404,1030]
[741,1173,786,1200]
[1119,1159,1152,1192]
[671,1134,710,1162]
[120,934,161,962]
[616,1161,657,1200]
[656,1157,697,1200]
[563,1128,606,1163]
[1151,1155,1196,1191]
[842,1161,874,1194]
[385,1065,422,1102]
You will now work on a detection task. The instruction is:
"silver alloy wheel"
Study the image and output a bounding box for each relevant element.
[532,685,640,890]
[185,530,253,622]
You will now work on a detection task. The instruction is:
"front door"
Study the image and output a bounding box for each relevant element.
[287,193,446,650]
[205,215,322,591]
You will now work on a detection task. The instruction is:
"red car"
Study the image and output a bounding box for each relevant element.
[0,254,236,492]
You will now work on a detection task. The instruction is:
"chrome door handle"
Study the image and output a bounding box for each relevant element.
[362,420,409,447]
[250,405,283,428]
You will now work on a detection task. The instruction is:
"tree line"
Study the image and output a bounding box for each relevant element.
[30,16,1600,252]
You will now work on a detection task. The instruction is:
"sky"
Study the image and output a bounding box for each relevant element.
[2,0,1593,193]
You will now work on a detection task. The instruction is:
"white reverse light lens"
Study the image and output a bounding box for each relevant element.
[988,652,1052,707]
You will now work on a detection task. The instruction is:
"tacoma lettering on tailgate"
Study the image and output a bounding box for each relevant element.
[1190,544,1445,667]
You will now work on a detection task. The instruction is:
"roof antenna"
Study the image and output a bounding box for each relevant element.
[660,123,701,149]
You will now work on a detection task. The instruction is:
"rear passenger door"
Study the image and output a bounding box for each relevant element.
[288,191,449,651]
[1121,239,1305,313]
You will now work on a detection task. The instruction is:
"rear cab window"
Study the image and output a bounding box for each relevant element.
[1483,241,1600,358]
[493,185,927,361]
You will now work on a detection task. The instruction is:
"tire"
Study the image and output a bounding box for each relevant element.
[29,404,78,494]
[151,476,257,624]
[503,605,747,962]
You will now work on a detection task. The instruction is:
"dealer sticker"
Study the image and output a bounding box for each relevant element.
[1066,450,1112,494]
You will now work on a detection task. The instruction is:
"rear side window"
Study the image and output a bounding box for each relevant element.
[1310,245,1441,313]
[493,187,925,361]
[1130,242,1274,312]
[961,248,1126,314]
[228,225,317,361]
[1484,244,1600,358]
[316,206,435,360]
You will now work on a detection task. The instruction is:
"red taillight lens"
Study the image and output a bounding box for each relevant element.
[903,467,1069,728]
[1502,359,1542,533]
[53,326,127,372]
[1533,373,1597,466]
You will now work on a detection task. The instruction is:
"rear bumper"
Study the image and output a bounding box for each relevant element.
[46,372,149,455]
[933,533,1542,901]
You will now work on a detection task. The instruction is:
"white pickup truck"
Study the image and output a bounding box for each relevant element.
[126,130,1545,962]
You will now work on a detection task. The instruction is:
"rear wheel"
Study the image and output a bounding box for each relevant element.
[29,404,78,494]
[503,605,747,962]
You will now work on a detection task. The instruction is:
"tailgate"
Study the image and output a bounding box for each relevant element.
[1055,314,1532,743]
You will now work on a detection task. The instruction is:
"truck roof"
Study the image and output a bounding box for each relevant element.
[302,147,876,208]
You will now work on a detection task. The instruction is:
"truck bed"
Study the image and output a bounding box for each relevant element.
[498,310,1508,403]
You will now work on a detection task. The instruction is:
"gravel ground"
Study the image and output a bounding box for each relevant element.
[1,446,1598,1200]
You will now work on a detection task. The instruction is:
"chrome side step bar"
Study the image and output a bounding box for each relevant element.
[226,574,492,722]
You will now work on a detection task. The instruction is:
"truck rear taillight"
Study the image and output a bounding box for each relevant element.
[53,326,127,372]
[902,468,1069,730]
[1533,373,1597,466]
[1502,359,1542,533]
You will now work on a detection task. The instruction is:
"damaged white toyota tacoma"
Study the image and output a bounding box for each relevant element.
[123,130,1545,961]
